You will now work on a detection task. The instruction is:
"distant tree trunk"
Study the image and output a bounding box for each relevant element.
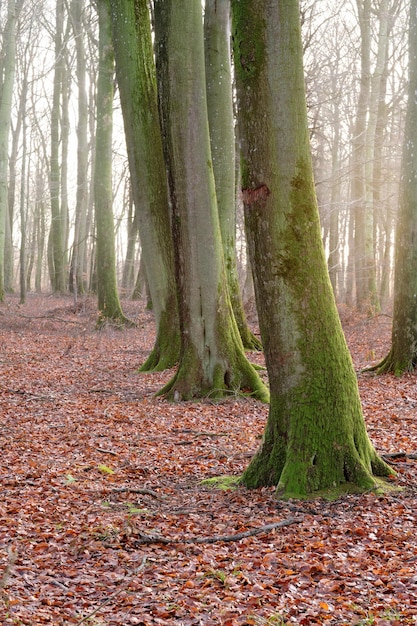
[121,189,138,292]
[69,0,89,299]
[352,0,371,311]
[374,0,417,374]
[154,0,268,401]
[204,0,261,350]
[110,0,179,369]
[345,206,355,305]
[232,0,391,497]
[362,0,391,313]
[0,0,23,300]
[61,43,70,273]
[327,51,342,298]
[131,255,147,301]
[34,162,46,292]
[19,111,27,305]
[94,0,132,327]
[49,0,66,293]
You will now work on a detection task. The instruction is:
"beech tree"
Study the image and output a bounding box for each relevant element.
[232,0,392,497]
[374,0,417,375]
[94,0,131,327]
[0,0,24,300]
[153,0,268,401]
[203,0,260,351]
[48,0,67,293]
[109,0,180,369]
[69,0,89,299]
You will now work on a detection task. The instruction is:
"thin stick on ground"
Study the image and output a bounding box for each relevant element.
[134,517,300,546]
[111,486,161,498]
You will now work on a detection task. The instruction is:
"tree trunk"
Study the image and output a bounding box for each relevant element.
[49,0,67,293]
[232,0,392,498]
[94,0,132,328]
[0,0,23,299]
[351,0,371,311]
[121,189,138,292]
[204,0,261,351]
[19,106,27,304]
[109,0,180,369]
[154,0,268,401]
[69,0,89,300]
[375,0,417,374]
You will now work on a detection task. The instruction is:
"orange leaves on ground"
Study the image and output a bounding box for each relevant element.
[0,296,417,624]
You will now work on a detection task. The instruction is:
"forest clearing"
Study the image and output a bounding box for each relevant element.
[0,294,416,625]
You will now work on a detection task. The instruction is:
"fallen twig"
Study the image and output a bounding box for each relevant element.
[111,486,161,499]
[382,452,417,461]
[75,556,147,625]
[95,447,118,456]
[134,517,299,545]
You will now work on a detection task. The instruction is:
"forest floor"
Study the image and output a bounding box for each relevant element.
[0,294,416,626]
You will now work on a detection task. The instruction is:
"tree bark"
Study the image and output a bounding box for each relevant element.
[375,0,417,374]
[109,0,180,369]
[0,0,24,299]
[154,0,268,401]
[49,0,67,293]
[232,0,392,498]
[94,0,132,328]
[352,0,372,311]
[204,0,261,351]
[69,0,89,299]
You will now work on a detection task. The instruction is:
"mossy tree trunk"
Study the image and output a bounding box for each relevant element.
[232,0,392,498]
[204,0,261,351]
[109,0,179,369]
[94,0,132,328]
[153,0,268,402]
[375,0,417,375]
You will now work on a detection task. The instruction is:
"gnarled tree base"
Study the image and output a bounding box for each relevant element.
[365,349,417,377]
[139,309,180,372]
[139,334,180,372]
[158,341,269,402]
[96,312,136,330]
[241,397,394,499]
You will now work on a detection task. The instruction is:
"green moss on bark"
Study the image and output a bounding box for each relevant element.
[139,307,180,372]
[159,291,268,402]
[231,1,266,82]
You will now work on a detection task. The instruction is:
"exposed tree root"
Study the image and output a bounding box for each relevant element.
[382,452,417,461]
[132,517,299,545]
[110,486,161,499]
[95,314,136,330]
[363,350,416,376]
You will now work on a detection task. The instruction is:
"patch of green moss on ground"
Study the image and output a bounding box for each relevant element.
[200,475,241,491]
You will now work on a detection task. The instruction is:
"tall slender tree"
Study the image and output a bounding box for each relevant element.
[94,0,132,327]
[109,0,180,369]
[373,0,417,374]
[69,0,89,299]
[232,0,392,497]
[204,0,261,351]
[0,0,24,300]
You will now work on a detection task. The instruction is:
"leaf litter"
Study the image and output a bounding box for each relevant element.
[0,295,416,625]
